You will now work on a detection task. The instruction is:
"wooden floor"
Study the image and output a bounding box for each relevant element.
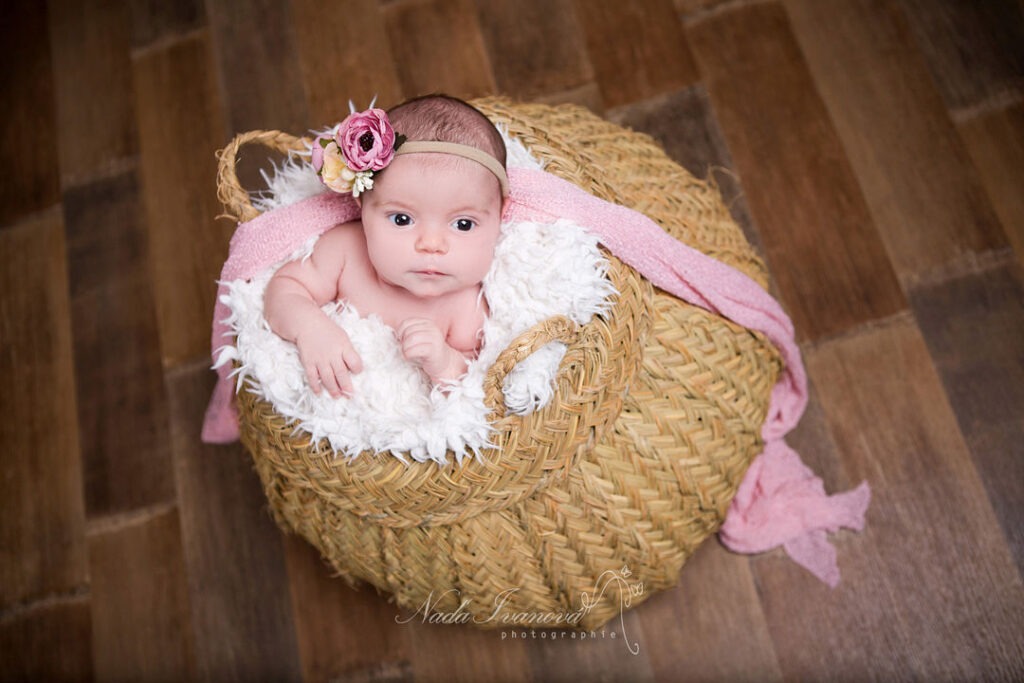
[3,0,1024,680]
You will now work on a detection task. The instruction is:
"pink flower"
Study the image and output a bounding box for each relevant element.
[336,108,396,172]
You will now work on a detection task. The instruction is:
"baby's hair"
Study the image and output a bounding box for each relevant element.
[387,94,507,167]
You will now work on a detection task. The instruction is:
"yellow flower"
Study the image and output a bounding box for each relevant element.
[320,141,355,193]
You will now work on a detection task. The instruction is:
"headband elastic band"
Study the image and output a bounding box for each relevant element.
[395,141,509,197]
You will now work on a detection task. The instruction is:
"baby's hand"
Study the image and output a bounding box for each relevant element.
[398,318,465,383]
[294,317,363,398]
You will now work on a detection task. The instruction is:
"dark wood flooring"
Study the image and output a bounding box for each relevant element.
[3,0,1023,680]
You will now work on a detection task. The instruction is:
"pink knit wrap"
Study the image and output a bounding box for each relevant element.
[202,166,870,586]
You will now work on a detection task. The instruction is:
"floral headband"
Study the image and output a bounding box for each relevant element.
[310,107,509,198]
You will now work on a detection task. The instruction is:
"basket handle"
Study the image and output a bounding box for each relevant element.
[216,129,310,223]
[482,315,581,418]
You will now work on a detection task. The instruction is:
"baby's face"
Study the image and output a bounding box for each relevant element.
[360,153,504,299]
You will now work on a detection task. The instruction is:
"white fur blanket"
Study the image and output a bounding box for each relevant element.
[217,133,615,464]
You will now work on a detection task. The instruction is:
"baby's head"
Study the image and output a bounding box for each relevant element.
[357,95,508,300]
[374,94,508,211]
[387,94,507,187]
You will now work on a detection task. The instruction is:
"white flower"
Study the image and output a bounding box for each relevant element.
[351,171,375,197]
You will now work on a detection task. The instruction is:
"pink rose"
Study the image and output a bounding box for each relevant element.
[336,108,396,172]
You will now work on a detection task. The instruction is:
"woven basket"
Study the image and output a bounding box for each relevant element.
[216,98,782,630]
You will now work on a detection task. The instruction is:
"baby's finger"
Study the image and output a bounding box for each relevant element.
[400,329,425,347]
[319,364,343,398]
[303,362,323,395]
[336,368,355,396]
[341,344,364,374]
[402,340,437,363]
[330,358,353,396]
[397,317,429,339]
[402,338,426,354]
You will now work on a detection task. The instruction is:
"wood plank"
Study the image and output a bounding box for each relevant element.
[910,262,1024,572]
[606,86,764,257]
[534,82,605,115]
[521,609,654,682]
[753,315,1024,681]
[284,536,414,683]
[686,2,906,342]
[63,170,174,517]
[48,0,137,188]
[638,542,782,682]
[896,0,1024,113]
[383,0,495,100]
[1,1,60,227]
[88,508,197,681]
[290,0,404,123]
[205,0,309,134]
[475,0,593,100]
[0,596,93,681]
[572,0,697,108]
[200,0,311,198]
[405,617,535,683]
[129,0,204,48]
[782,379,850,492]
[0,212,88,607]
[784,0,1008,287]
[674,0,731,19]
[168,363,303,681]
[133,32,234,368]
[957,100,1024,265]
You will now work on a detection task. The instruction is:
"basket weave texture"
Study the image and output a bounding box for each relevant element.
[217,98,782,630]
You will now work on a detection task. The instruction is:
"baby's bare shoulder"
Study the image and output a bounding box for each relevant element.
[307,221,368,272]
[316,220,365,251]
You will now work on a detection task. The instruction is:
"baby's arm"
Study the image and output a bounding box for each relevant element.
[264,226,363,397]
[397,318,469,384]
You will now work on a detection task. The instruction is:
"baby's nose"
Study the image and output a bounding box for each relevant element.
[415,227,448,254]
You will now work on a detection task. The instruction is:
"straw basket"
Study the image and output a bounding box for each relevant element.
[216,98,781,630]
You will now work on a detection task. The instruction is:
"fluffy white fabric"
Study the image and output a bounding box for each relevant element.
[218,132,614,464]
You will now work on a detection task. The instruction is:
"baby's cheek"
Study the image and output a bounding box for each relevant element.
[461,243,498,281]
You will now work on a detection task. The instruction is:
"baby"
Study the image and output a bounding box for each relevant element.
[264,95,509,398]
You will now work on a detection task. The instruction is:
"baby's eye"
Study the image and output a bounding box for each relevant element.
[453,218,476,232]
[388,213,412,227]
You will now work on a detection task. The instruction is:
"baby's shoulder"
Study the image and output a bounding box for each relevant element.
[316,220,365,250]
[310,221,367,269]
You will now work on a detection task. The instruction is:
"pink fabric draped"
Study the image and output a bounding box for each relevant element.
[202,166,870,586]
